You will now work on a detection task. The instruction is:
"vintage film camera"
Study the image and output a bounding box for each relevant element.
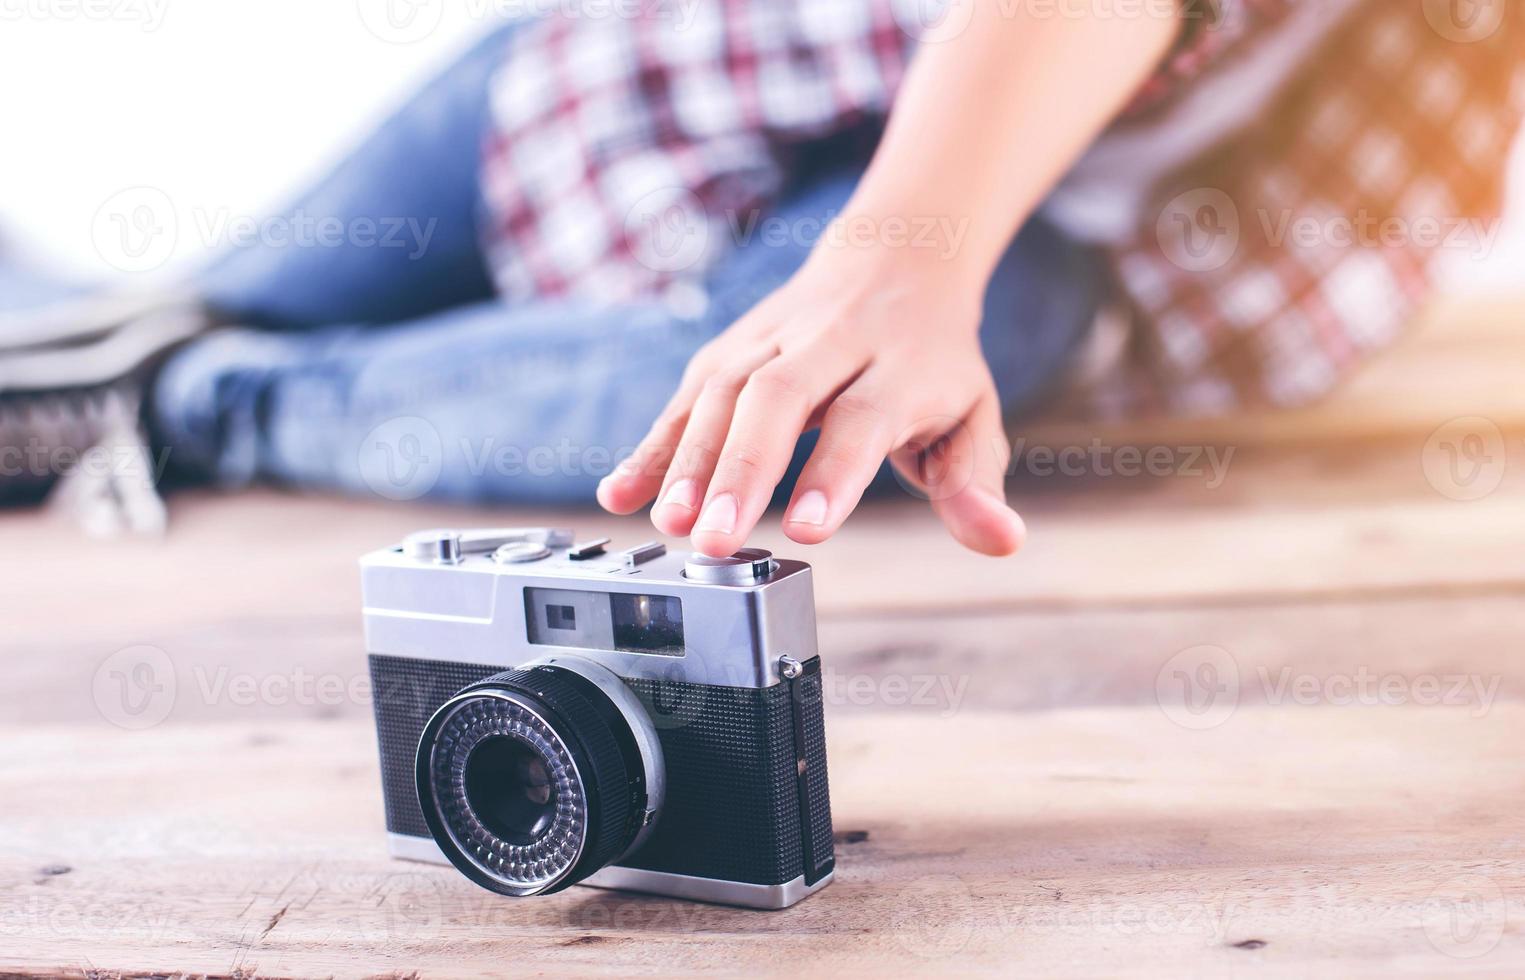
[362,527,834,909]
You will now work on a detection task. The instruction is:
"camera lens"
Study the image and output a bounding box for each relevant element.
[415,660,664,897]
[463,736,558,845]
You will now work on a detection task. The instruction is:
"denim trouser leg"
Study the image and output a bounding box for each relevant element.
[150,169,1101,502]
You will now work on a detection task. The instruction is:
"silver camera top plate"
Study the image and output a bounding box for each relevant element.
[360,527,818,689]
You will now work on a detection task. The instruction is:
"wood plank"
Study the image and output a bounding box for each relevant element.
[3,438,1524,630]
[3,707,1521,977]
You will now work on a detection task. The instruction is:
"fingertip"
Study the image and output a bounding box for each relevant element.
[782,521,833,546]
[1007,509,1028,552]
[597,475,653,516]
[987,508,1027,557]
[595,476,634,514]
[939,487,1026,557]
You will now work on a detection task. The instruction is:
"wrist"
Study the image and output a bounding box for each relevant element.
[801,212,991,299]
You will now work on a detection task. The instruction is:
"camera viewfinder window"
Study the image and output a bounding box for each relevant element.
[525,587,684,656]
[610,593,684,656]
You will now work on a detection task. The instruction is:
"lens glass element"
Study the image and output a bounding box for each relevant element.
[464,736,559,845]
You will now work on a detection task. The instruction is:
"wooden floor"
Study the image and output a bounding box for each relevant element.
[2,297,1524,977]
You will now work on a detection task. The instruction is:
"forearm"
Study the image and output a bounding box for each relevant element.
[836,0,1181,290]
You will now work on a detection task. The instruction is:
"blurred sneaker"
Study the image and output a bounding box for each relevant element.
[0,301,206,388]
[1,286,200,351]
[0,301,209,534]
[0,384,167,535]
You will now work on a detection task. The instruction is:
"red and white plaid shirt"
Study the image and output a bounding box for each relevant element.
[480,0,1525,414]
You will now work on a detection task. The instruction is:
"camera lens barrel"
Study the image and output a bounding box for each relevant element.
[415,659,662,897]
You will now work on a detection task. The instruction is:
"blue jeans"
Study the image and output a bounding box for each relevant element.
[150,22,1102,505]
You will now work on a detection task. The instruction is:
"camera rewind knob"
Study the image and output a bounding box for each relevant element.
[404,529,463,565]
[402,527,575,564]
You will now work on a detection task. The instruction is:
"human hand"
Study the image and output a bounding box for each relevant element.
[597,246,1024,558]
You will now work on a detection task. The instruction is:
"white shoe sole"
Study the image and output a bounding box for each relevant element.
[0,306,207,392]
[0,287,196,352]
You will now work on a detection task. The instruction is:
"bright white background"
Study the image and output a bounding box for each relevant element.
[1,1,1520,289]
[0,1,491,281]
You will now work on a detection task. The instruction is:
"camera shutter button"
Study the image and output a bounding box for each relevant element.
[683,548,775,585]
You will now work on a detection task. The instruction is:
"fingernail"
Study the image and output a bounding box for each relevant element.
[696,493,738,534]
[788,489,829,526]
[661,478,700,511]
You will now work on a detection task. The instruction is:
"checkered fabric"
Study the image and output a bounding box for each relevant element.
[480,0,914,303]
[479,0,1525,413]
[1098,0,1525,414]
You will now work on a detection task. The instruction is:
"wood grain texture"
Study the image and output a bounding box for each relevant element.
[2,707,1522,978]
